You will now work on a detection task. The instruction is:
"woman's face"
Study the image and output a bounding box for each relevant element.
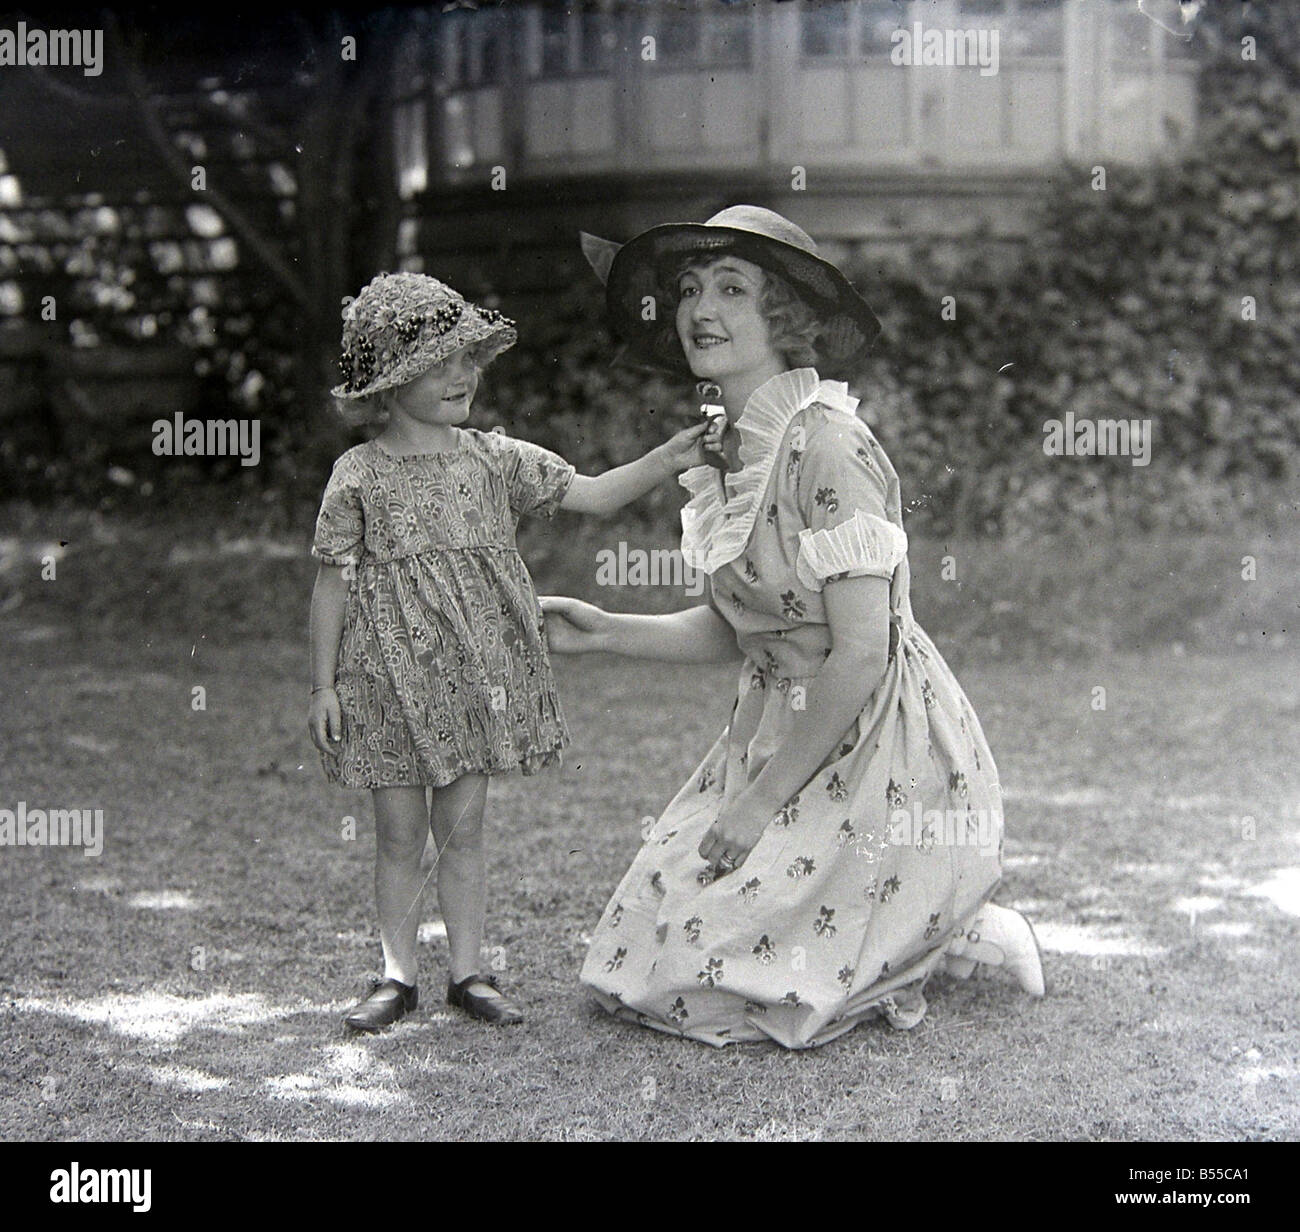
[389,345,480,426]
[675,256,785,383]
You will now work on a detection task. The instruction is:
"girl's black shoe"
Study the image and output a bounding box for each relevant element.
[447,973,524,1025]
[343,977,418,1032]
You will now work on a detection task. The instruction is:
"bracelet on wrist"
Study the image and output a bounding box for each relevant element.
[311,684,335,694]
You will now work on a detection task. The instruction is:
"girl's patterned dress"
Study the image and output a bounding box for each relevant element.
[580,368,1004,1048]
[312,429,575,789]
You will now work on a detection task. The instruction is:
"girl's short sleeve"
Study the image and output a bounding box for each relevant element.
[489,431,576,520]
[312,455,365,567]
[794,419,907,592]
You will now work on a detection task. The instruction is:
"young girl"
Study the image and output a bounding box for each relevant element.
[308,272,705,1032]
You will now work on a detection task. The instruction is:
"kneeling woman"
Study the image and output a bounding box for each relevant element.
[544,207,1044,1048]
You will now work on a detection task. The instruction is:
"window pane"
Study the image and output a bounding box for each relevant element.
[442,95,474,169]
[479,13,506,84]
[580,11,615,72]
[1009,0,1064,57]
[541,9,570,76]
[1110,5,1156,60]
[859,0,907,54]
[801,2,850,59]
[659,10,700,65]
[395,101,427,198]
[705,10,752,67]
[445,15,471,88]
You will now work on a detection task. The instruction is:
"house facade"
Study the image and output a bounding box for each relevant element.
[393,0,1199,291]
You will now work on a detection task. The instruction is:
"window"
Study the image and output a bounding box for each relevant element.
[858,0,908,55]
[703,7,751,67]
[442,95,476,170]
[394,100,428,198]
[580,10,616,72]
[479,11,506,82]
[1006,0,1064,57]
[446,15,471,87]
[658,9,701,65]
[523,3,751,79]
[806,0,933,62]
[440,9,506,88]
[540,8,571,77]
[649,4,753,69]
[1110,3,1158,61]
[801,1,850,60]
[958,0,1063,56]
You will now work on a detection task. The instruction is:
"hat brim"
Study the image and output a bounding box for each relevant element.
[332,315,516,400]
[604,223,882,380]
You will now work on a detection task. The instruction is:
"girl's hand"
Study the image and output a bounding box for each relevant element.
[539,595,613,654]
[656,421,710,474]
[703,415,726,456]
[702,416,737,472]
[308,687,342,754]
[697,790,776,877]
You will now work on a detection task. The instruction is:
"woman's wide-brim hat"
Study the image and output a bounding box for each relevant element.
[582,205,882,380]
[333,271,516,400]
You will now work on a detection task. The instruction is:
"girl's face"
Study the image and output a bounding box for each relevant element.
[389,344,480,426]
[675,256,785,383]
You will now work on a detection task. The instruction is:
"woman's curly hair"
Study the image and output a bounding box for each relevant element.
[657,253,825,371]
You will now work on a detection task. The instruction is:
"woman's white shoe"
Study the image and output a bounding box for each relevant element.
[945,904,1046,997]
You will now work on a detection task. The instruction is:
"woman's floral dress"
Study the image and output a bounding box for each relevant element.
[580,368,1004,1048]
[311,429,574,789]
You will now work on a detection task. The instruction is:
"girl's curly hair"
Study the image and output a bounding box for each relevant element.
[332,340,497,429]
[657,253,825,372]
[334,386,396,430]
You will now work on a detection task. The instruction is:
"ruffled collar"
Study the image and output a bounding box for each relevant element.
[679,367,860,574]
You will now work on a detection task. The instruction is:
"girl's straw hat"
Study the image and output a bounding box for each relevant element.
[333,272,516,399]
[581,205,881,379]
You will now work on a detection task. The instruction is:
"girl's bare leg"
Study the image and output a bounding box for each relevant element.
[428,773,493,992]
[372,785,432,986]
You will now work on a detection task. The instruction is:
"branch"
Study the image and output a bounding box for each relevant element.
[189,95,296,159]
[104,12,311,307]
[22,61,134,110]
[25,58,294,163]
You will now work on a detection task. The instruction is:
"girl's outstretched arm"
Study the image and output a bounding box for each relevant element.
[308,563,349,752]
[541,596,740,664]
[560,422,707,516]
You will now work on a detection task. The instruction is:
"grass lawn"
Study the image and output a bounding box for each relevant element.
[1,611,1297,1141]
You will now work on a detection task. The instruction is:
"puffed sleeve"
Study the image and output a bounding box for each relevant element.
[311,454,365,567]
[794,420,907,592]
[489,430,576,519]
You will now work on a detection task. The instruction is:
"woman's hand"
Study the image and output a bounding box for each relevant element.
[539,595,613,654]
[656,420,710,474]
[308,686,342,755]
[697,789,777,877]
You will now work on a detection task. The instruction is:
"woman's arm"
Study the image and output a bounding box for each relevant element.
[541,596,741,664]
[559,423,706,517]
[746,574,891,808]
[308,563,349,752]
[698,574,892,867]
